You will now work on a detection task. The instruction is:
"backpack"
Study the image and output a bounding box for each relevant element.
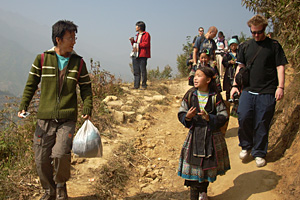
[216,39,226,50]
[187,89,228,134]
[40,53,84,82]
[235,40,262,89]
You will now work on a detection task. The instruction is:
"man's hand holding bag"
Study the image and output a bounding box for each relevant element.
[72,119,103,158]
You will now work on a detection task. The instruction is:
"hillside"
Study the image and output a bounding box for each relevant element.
[0,10,50,96]
[25,77,299,200]
[0,35,34,95]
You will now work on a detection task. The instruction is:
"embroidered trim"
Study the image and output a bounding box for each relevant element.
[78,81,92,85]
[42,66,55,69]
[32,64,41,70]
[29,72,40,77]
[80,74,90,78]
[68,70,78,73]
[67,76,77,81]
[41,74,55,77]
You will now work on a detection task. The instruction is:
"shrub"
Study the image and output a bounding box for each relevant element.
[148,65,172,81]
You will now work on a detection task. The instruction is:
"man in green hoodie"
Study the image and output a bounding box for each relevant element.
[18,20,93,200]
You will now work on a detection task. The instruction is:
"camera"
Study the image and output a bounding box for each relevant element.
[229,92,239,103]
[20,112,30,118]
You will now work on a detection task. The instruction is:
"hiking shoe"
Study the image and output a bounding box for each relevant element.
[239,149,250,160]
[199,192,208,200]
[56,184,68,200]
[255,157,266,167]
[39,192,55,200]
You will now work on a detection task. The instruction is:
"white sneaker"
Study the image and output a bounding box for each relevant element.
[239,150,249,160]
[255,157,266,167]
[199,192,208,200]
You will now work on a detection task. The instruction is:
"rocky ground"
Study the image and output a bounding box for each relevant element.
[45,78,295,200]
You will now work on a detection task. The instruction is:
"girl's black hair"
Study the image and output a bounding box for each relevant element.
[196,66,219,93]
[136,21,146,31]
[199,48,210,57]
[52,20,78,46]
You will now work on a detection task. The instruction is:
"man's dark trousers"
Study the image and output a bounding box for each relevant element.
[237,91,276,158]
[132,57,148,89]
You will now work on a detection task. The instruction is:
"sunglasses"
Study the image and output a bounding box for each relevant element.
[250,28,265,35]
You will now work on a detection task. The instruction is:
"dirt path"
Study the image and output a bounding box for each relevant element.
[64,79,281,200]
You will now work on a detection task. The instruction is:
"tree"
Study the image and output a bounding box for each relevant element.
[176,36,193,77]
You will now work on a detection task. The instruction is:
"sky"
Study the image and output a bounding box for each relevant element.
[1,0,254,82]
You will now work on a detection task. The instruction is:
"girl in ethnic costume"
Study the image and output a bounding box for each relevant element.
[178,66,230,200]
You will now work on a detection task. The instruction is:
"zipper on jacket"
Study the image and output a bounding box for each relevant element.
[54,57,60,121]
[55,54,73,120]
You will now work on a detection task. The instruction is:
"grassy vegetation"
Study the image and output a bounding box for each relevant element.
[94,141,142,200]
[0,99,37,199]
[0,60,124,199]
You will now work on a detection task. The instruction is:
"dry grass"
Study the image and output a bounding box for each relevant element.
[94,141,142,199]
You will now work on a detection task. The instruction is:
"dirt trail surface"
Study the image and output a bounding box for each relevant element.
[56,79,282,200]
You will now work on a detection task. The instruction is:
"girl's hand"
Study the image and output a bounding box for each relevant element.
[186,107,197,119]
[198,110,209,121]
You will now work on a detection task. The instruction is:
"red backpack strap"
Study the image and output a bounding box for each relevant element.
[41,53,44,67]
[77,58,84,82]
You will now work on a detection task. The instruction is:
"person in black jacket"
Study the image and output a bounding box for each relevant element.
[178,67,230,200]
[222,38,239,101]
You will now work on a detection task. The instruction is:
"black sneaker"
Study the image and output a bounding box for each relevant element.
[56,184,68,200]
[39,192,55,200]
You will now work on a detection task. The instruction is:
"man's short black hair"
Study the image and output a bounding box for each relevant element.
[52,20,78,46]
[136,21,146,31]
[198,27,204,31]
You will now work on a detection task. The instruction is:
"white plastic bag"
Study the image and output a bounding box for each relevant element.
[130,43,139,58]
[72,119,103,158]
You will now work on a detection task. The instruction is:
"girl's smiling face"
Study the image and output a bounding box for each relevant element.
[199,53,209,65]
[194,69,211,91]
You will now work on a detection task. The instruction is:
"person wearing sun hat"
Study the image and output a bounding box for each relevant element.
[222,38,239,101]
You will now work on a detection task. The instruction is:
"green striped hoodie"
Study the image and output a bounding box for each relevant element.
[19,47,93,121]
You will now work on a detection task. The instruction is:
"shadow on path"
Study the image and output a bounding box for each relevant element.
[69,195,98,200]
[123,170,280,200]
[225,127,238,138]
[210,170,281,200]
[124,190,189,200]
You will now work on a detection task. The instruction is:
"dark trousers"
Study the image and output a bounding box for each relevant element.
[237,91,276,157]
[132,57,148,89]
[188,181,209,200]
